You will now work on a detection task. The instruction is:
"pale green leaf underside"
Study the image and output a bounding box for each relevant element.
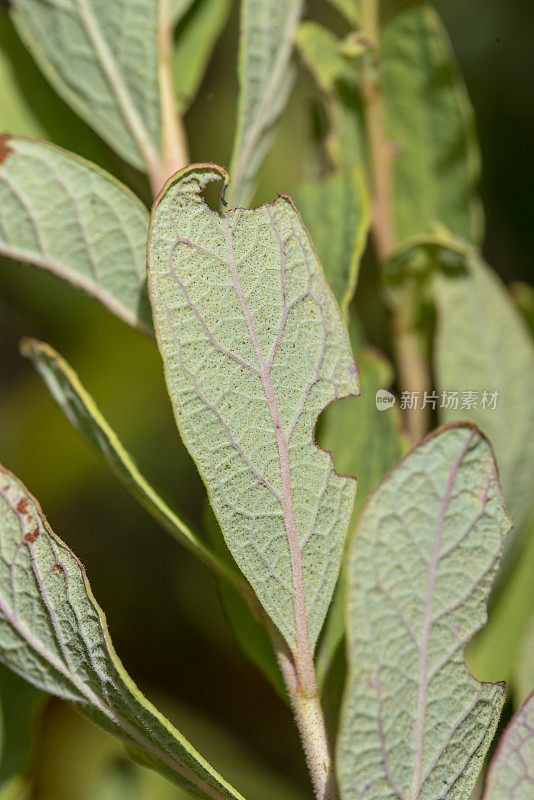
[0,466,245,800]
[147,164,359,653]
[338,425,509,800]
[228,0,302,207]
[10,0,162,171]
[20,338,243,593]
[482,691,534,800]
[0,136,151,332]
[435,255,534,540]
[294,169,370,321]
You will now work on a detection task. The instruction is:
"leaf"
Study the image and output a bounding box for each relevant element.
[381,2,482,244]
[203,507,285,700]
[0,136,151,333]
[0,465,246,800]
[326,0,358,25]
[511,281,534,337]
[296,21,365,169]
[10,0,162,173]
[482,691,534,800]
[173,0,232,113]
[20,338,245,595]
[0,13,132,181]
[228,0,303,207]
[0,664,41,792]
[0,16,46,141]
[315,345,407,688]
[172,0,195,24]
[320,347,407,523]
[337,424,510,800]
[435,255,534,542]
[298,5,482,244]
[147,163,359,656]
[517,614,534,706]
[466,503,534,693]
[293,169,370,321]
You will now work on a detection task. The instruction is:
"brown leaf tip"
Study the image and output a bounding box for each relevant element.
[0,134,13,166]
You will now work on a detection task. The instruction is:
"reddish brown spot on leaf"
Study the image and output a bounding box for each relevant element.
[17,498,29,515]
[0,134,13,165]
[24,527,39,544]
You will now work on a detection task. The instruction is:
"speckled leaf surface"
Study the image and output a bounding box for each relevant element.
[147,164,359,654]
[228,0,302,207]
[0,136,151,332]
[0,466,245,800]
[435,255,534,542]
[10,0,162,172]
[482,691,534,800]
[294,170,369,321]
[338,425,510,800]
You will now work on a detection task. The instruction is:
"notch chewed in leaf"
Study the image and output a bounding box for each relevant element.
[147,163,359,674]
[337,424,510,800]
[0,465,245,800]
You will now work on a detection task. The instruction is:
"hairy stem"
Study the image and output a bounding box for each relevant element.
[156,0,189,195]
[276,642,337,800]
[360,0,430,443]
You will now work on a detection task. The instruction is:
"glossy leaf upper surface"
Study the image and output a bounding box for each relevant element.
[338,425,509,800]
[148,164,359,654]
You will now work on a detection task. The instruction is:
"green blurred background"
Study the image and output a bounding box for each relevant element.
[0,1,532,798]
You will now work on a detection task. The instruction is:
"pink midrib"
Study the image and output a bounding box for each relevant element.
[409,429,478,800]
[222,223,311,663]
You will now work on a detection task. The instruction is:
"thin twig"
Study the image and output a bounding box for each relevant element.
[156,0,189,195]
[360,0,430,442]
